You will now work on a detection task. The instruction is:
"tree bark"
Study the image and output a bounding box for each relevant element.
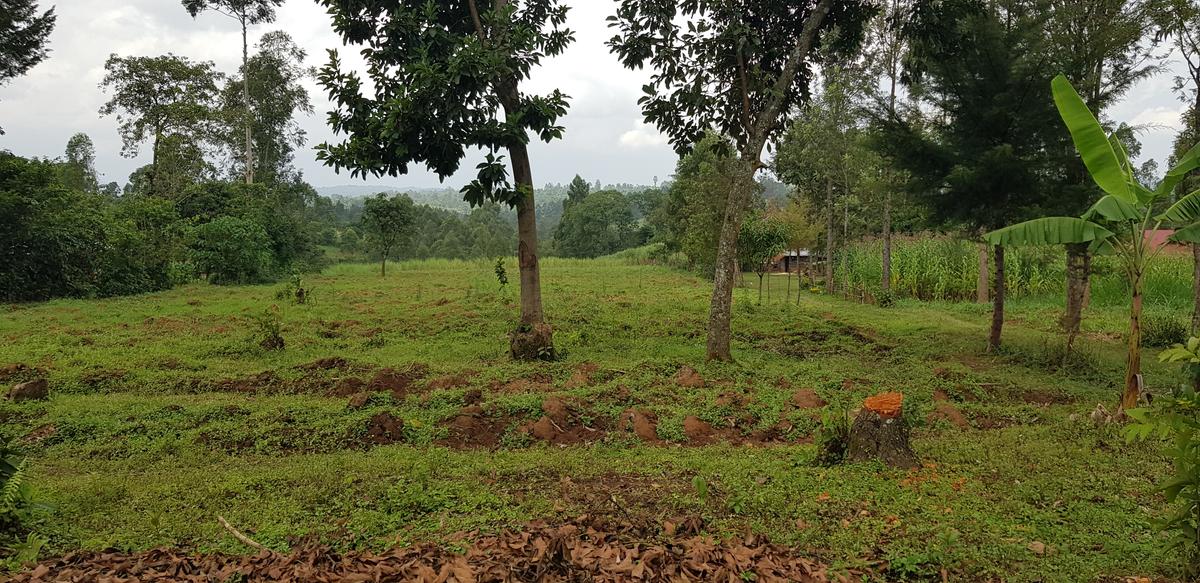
[825,176,835,294]
[988,245,1005,353]
[1193,243,1200,336]
[241,17,254,185]
[1122,273,1144,411]
[977,243,989,303]
[380,255,387,277]
[704,161,754,361]
[882,191,892,292]
[1063,243,1091,359]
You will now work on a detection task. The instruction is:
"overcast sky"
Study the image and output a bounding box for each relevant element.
[0,0,1192,191]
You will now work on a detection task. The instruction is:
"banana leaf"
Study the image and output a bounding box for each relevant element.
[1158,188,1200,225]
[1052,75,1133,203]
[1169,222,1200,244]
[984,217,1113,247]
[1083,195,1142,222]
[1157,140,1200,198]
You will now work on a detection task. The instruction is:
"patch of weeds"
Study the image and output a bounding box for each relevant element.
[814,408,852,467]
[250,305,285,351]
[1143,314,1189,348]
[656,416,687,443]
[498,426,532,449]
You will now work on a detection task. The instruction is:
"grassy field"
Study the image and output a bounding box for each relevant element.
[0,257,1189,581]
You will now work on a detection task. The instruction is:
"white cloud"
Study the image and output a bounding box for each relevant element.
[619,121,670,149]
[1129,104,1187,131]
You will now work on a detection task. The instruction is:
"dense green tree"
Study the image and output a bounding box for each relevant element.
[316,0,574,360]
[189,215,273,284]
[0,0,56,134]
[564,174,589,210]
[61,133,99,193]
[182,0,286,184]
[361,193,415,276]
[553,190,638,258]
[878,0,1081,352]
[98,54,221,198]
[608,0,875,361]
[217,31,314,183]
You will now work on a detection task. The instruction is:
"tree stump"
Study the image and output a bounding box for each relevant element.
[847,392,919,469]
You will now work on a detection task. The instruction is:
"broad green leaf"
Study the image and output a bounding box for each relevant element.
[983,217,1113,247]
[1083,195,1141,222]
[1168,222,1200,244]
[1052,75,1132,202]
[1158,188,1200,225]
[1158,140,1200,197]
[1087,238,1115,256]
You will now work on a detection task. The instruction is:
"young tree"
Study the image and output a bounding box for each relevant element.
[0,0,56,134]
[986,75,1200,413]
[61,133,99,193]
[361,193,415,277]
[738,215,789,304]
[182,0,286,185]
[98,54,221,198]
[316,0,573,361]
[608,0,875,361]
[215,31,314,183]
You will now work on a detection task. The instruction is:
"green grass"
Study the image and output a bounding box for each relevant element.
[0,257,1190,581]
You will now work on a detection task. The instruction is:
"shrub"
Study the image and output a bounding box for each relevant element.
[1144,314,1190,348]
[190,216,274,284]
[875,287,896,308]
[814,408,852,467]
[1,440,49,569]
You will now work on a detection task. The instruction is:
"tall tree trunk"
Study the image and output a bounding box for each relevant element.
[987,245,1005,353]
[758,274,764,304]
[242,19,254,185]
[882,190,892,292]
[1122,273,1145,411]
[825,176,835,294]
[497,79,553,360]
[977,243,989,304]
[1194,243,1200,336]
[704,160,754,361]
[381,256,387,277]
[1063,243,1091,359]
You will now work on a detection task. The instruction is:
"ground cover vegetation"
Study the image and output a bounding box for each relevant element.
[5,0,1200,579]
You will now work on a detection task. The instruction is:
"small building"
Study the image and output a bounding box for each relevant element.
[769,249,816,273]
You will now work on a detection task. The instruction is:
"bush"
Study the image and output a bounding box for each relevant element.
[1127,339,1200,577]
[1,440,48,569]
[1144,314,1190,348]
[875,287,896,308]
[190,216,274,284]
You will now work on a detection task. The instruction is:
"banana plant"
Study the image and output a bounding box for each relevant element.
[985,74,1200,413]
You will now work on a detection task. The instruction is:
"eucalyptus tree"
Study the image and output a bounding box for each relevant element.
[316,0,573,361]
[608,0,875,361]
[217,31,314,183]
[182,0,286,184]
[98,54,221,198]
[985,75,1200,413]
[0,0,55,134]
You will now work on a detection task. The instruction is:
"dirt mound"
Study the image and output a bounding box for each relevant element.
[463,388,483,405]
[346,393,371,410]
[215,372,283,393]
[683,415,717,443]
[439,405,511,449]
[519,397,608,446]
[367,365,429,398]
[426,372,474,391]
[364,412,405,445]
[9,520,840,583]
[328,377,366,397]
[791,389,827,410]
[491,373,554,394]
[674,366,705,388]
[564,362,599,389]
[296,357,351,371]
[927,402,970,429]
[619,409,660,443]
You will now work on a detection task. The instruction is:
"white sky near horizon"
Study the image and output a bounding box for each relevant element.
[0,0,1192,191]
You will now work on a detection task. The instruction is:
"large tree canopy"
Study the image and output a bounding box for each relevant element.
[315,0,573,207]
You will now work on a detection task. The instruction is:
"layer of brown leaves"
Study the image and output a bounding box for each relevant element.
[11,521,843,583]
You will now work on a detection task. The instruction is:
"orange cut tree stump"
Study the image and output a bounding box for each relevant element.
[847,392,919,469]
